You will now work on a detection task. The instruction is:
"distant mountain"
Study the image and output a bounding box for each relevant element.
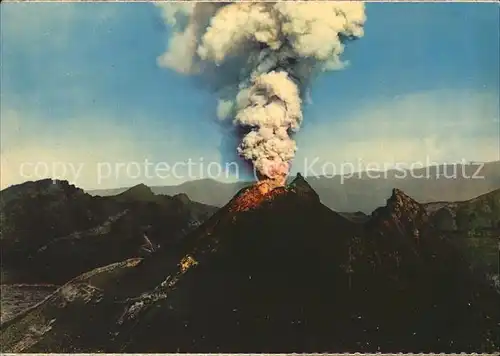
[88,161,500,213]
[0,179,217,284]
[91,179,251,208]
[2,175,498,353]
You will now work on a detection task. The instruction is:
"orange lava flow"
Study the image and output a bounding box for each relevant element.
[229,178,287,213]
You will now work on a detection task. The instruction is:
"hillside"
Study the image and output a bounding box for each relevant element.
[1,175,498,353]
[426,189,500,292]
[0,180,217,284]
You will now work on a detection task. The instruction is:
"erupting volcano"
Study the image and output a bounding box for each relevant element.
[156,2,366,185]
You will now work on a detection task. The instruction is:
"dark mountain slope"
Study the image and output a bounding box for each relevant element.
[1,180,120,262]
[1,176,498,353]
[425,189,500,292]
[426,188,500,232]
[0,180,217,284]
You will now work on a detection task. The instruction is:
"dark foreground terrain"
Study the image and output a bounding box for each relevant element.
[1,175,499,353]
[0,284,57,324]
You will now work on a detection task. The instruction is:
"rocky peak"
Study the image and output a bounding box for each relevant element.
[387,188,423,215]
[173,193,191,205]
[117,184,156,201]
[288,173,319,201]
[1,179,85,206]
[127,183,152,193]
[290,172,305,184]
[370,188,429,239]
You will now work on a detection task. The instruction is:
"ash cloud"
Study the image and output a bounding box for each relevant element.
[155,1,366,181]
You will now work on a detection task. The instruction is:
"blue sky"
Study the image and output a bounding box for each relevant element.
[1,2,499,189]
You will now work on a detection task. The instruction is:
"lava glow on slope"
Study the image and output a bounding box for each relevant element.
[228,179,287,213]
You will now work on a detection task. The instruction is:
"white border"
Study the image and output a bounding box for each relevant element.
[1,1,498,355]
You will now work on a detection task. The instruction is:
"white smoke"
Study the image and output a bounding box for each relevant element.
[155,1,366,181]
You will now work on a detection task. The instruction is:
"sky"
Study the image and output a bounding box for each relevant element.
[1,2,499,190]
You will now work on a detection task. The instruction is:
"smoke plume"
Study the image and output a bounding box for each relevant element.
[156,1,366,183]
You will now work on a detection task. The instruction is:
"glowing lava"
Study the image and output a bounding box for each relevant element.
[229,178,287,213]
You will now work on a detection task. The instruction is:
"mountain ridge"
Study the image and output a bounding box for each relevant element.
[0,180,218,284]
[85,161,500,213]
